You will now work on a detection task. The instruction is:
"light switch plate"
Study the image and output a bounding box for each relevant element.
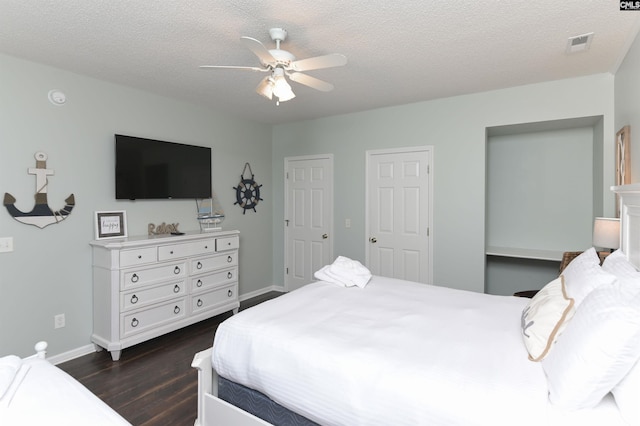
[0,237,13,253]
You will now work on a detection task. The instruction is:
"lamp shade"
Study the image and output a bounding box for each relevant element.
[592,217,620,249]
[255,77,274,100]
[271,68,295,102]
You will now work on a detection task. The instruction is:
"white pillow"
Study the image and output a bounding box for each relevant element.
[612,358,640,426]
[542,282,640,409]
[603,249,640,288]
[562,247,616,307]
[521,276,574,362]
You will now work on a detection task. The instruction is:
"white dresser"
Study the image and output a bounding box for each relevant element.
[90,230,240,361]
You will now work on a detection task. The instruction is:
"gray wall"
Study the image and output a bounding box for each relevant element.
[271,74,616,294]
[0,53,273,357]
[3,32,633,358]
[487,126,596,252]
[485,124,600,296]
[616,27,640,182]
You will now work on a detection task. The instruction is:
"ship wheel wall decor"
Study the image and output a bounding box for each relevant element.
[233,163,263,214]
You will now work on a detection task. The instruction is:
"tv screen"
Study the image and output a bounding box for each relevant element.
[115,134,212,200]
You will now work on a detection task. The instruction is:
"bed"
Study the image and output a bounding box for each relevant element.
[192,183,640,426]
[0,342,130,425]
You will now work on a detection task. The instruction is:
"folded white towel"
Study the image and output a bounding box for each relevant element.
[314,256,372,288]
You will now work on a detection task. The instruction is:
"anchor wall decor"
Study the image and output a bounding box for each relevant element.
[3,152,75,228]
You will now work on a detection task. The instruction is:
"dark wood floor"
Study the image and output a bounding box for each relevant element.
[58,291,281,426]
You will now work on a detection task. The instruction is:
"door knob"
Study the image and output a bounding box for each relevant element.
[370,237,377,243]
[322,234,328,239]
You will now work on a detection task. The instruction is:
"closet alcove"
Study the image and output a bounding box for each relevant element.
[485,116,604,295]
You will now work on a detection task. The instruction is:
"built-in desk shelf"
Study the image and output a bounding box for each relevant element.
[485,246,564,262]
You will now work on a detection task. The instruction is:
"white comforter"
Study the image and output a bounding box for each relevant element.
[0,356,130,425]
[213,276,625,426]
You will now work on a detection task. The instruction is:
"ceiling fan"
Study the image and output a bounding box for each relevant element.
[200,28,347,105]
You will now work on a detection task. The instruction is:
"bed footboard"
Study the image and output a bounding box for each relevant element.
[192,348,272,426]
[191,347,218,426]
[24,341,48,360]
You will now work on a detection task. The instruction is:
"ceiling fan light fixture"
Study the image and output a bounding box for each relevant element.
[275,87,296,102]
[201,28,347,106]
[272,68,295,102]
[256,77,274,100]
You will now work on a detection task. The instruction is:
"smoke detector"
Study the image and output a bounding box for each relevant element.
[566,32,594,54]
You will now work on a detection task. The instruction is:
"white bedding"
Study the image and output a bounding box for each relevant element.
[0,356,130,425]
[213,276,627,426]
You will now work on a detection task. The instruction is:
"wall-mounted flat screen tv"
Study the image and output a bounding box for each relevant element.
[115,134,212,200]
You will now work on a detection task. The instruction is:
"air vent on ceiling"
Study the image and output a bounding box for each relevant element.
[566,32,594,54]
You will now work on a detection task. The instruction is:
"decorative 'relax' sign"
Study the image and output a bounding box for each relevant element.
[3,152,75,228]
[148,222,180,236]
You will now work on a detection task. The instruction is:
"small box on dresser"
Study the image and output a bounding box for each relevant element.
[90,230,240,361]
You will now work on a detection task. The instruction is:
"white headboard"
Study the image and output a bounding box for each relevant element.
[613,184,640,269]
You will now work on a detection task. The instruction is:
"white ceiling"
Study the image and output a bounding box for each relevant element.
[1,1,639,125]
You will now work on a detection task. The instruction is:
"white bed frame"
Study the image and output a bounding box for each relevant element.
[27,341,48,360]
[5,341,131,425]
[192,184,640,426]
[614,184,640,269]
[191,348,271,426]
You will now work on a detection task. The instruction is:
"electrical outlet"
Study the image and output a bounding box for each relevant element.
[54,314,65,329]
[345,219,351,228]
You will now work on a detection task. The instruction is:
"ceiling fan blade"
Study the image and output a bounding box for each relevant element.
[289,72,334,92]
[200,65,268,72]
[290,53,347,72]
[240,36,277,67]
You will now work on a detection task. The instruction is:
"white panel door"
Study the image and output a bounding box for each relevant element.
[285,155,333,292]
[366,147,432,284]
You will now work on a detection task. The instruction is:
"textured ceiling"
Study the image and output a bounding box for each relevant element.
[1,1,639,124]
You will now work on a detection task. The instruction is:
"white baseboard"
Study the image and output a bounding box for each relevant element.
[238,285,285,302]
[48,343,97,366]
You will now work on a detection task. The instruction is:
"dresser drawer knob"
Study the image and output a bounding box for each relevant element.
[196,279,203,287]
[197,299,203,307]
[137,255,142,259]
[204,245,208,249]
[196,262,203,270]
[131,274,139,283]
[170,250,174,255]
[174,266,181,274]
[227,256,232,263]
[227,289,233,297]
[227,271,233,279]
[130,294,138,304]
[131,318,139,328]
[174,306,181,315]
[173,284,180,293]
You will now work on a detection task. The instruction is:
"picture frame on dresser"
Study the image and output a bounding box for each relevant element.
[95,210,128,240]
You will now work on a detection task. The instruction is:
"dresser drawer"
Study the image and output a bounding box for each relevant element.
[216,236,239,252]
[121,280,186,311]
[191,267,237,292]
[121,262,187,290]
[121,299,186,337]
[191,252,238,275]
[191,284,238,314]
[120,247,158,267]
[158,239,216,261]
